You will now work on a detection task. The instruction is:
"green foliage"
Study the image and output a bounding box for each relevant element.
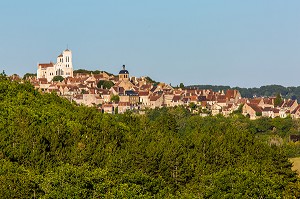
[111,95,119,102]
[97,80,114,89]
[179,82,185,89]
[74,69,101,74]
[74,69,114,76]
[0,70,6,77]
[0,78,299,197]
[23,73,36,80]
[52,75,64,82]
[231,104,244,115]
[188,102,197,110]
[255,111,262,116]
[274,93,283,107]
[145,76,158,84]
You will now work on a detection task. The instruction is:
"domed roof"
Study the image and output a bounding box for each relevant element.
[119,65,129,74]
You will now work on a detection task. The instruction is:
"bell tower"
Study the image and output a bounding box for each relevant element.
[118,65,129,81]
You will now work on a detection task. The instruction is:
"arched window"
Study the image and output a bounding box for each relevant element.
[56,69,64,76]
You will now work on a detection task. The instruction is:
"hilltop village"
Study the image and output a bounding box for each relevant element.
[15,49,300,119]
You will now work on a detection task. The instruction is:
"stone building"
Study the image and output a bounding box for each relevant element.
[37,49,73,82]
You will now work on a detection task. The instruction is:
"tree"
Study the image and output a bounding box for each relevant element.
[52,76,64,82]
[23,73,36,80]
[97,80,114,89]
[232,104,244,115]
[0,78,300,197]
[179,83,185,89]
[111,95,119,102]
[274,93,283,107]
[0,70,6,76]
[145,76,157,84]
[189,102,197,111]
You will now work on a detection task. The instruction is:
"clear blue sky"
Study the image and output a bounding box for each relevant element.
[1,0,300,87]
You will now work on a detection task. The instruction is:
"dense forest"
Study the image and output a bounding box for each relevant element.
[1,76,300,198]
[189,84,300,100]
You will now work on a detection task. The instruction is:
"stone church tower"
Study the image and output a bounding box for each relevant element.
[118,65,129,81]
[37,49,74,82]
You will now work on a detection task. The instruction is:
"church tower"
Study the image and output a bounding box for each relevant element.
[119,65,129,81]
[37,49,74,82]
[54,49,73,77]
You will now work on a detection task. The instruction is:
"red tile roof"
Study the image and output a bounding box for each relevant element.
[39,63,54,68]
[150,95,161,101]
[139,91,149,96]
[247,103,262,113]
[172,95,181,102]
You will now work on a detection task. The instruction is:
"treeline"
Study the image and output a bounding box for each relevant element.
[74,69,114,76]
[0,77,300,198]
[189,84,300,100]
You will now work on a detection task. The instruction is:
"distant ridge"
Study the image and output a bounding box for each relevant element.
[188,84,300,101]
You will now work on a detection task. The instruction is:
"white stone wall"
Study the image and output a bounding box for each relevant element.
[37,49,74,82]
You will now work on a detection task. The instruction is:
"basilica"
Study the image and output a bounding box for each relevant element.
[37,49,73,82]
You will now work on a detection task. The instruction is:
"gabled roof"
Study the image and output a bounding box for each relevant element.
[247,103,262,113]
[139,91,149,96]
[262,107,273,112]
[198,96,207,102]
[172,95,181,102]
[39,63,54,68]
[225,89,235,99]
[263,98,273,105]
[282,100,296,108]
[140,84,152,91]
[291,104,300,114]
[249,98,262,105]
[150,95,161,101]
[217,99,227,103]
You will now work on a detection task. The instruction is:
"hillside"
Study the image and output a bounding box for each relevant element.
[0,76,300,197]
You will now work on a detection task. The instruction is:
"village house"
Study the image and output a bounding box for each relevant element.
[118,102,131,113]
[291,105,300,119]
[149,95,164,109]
[139,91,150,107]
[242,103,262,120]
[119,90,139,105]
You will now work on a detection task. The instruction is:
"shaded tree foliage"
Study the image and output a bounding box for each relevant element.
[52,75,64,82]
[97,80,114,89]
[0,78,299,198]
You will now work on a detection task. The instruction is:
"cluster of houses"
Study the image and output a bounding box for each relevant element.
[28,64,241,114]
[242,98,300,120]
[11,49,300,119]
[25,66,300,119]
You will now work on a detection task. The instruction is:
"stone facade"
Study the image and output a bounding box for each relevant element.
[37,49,73,82]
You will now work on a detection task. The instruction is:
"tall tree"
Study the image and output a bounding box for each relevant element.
[274,93,283,107]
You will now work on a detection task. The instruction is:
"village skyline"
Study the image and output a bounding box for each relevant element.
[1,1,300,87]
[0,48,293,120]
